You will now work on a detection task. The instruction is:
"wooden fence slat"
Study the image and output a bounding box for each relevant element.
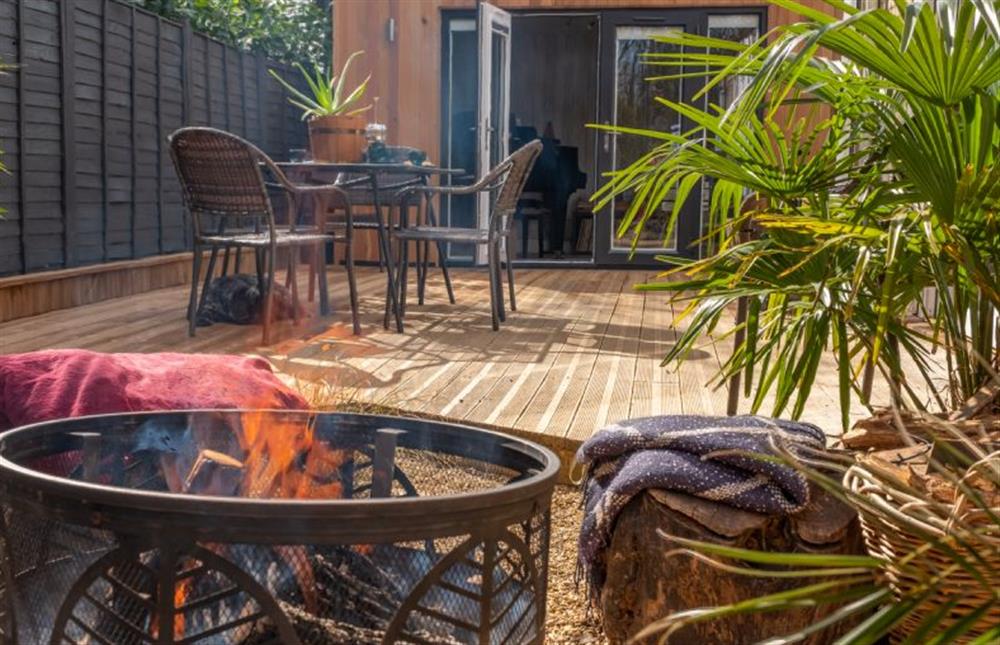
[156,14,163,254]
[16,0,28,273]
[59,0,78,267]
[129,3,137,259]
[100,0,109,261]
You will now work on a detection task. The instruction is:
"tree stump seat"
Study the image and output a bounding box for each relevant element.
[600,485,864,644]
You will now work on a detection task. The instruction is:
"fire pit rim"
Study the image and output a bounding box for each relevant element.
[0,409,560,542]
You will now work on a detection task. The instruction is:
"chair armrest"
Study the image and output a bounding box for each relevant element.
[395,178,505,204]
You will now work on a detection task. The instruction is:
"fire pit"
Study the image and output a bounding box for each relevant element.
[0,410,558,644]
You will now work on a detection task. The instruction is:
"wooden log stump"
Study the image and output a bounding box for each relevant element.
[600,486,864,644]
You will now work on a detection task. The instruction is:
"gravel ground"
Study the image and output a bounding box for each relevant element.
[545,485,608,644]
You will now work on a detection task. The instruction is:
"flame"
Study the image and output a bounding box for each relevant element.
[155,410,351,622]
[237,410,347,500]
[174,578,191,638]
[234,410,349,614]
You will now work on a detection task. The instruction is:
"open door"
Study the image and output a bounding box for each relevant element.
[476,1,512,264]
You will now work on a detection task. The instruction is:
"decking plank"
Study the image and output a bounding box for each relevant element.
[0,266,934,454]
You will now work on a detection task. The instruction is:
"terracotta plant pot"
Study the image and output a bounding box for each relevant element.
[308,114,366,162]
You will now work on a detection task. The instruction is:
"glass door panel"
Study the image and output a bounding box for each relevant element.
[595,11,702,266]
[699,14,762,253]
[611,26,682,253]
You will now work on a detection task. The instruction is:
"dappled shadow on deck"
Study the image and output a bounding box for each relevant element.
[0,266,900,447]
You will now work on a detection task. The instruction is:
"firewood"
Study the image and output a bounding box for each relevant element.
[184,449,245,496]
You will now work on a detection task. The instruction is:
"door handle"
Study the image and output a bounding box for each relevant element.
[602,121,611,153]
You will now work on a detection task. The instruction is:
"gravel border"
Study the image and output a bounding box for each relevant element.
[545,485,607,644]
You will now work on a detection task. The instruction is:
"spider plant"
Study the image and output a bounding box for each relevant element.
[269,50,371,120]
[595,0,1000,428]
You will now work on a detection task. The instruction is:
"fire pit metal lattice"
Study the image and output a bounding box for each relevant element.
[0,410,558,645]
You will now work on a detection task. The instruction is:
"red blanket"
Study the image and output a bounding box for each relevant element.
[0,350,308,431]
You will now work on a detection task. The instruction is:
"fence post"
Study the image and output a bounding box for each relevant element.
[60,0,78,267]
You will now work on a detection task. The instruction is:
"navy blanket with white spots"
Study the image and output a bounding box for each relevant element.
[576,415,826,598]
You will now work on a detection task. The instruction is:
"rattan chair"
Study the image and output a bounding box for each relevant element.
[394,140,542,331]
[169,127,360,344]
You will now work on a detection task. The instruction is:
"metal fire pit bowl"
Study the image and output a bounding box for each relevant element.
[0,410,559,645]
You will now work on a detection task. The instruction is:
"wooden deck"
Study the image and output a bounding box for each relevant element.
[0,266,906,459]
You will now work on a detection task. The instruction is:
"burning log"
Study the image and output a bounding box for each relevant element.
[183,449,244,496]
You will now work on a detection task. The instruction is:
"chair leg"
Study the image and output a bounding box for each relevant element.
[187,242,203,336]
[307,244,317,303]
[255,247,264,287]
[436,241,455,304]
[493,240,506,324]
[344,240,361,335]
[376,209,387,273]
[221,247,231,277]
[395,238,409,322]
[262,248,276,345]
[399,239,410,317]
[317,243,330,317]
[234,245,242,275]
[417,240,428,306]
[487,242,501,331]
[521,217,529,258]
[505,233,517,312]
[197,246,219,317]
[288,248,300,325]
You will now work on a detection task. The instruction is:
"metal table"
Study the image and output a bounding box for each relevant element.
[276,162,463,332]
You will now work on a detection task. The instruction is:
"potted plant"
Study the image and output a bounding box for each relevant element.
[593,0,1000,640]
[595,0,1000,431]
[270,50,372,162]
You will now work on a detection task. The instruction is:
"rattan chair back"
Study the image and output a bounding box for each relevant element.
[169,127,291,239]
[487,140,543,237]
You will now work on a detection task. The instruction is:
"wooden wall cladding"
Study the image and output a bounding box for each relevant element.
[0,0,308,278]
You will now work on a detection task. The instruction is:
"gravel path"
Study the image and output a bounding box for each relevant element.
[545,485,607,644]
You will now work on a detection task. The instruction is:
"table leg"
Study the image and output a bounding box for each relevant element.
[372,173,403,332]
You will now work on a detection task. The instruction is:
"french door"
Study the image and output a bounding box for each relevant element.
[475,2,512,264]
[593,12,705,266]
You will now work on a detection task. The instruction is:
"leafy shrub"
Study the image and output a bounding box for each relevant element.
[127,0,330,67]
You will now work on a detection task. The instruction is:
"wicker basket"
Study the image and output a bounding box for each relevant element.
[845,457,1000,643]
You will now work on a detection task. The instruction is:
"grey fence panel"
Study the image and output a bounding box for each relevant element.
[0,0,21,275]
[0,0,308,276]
